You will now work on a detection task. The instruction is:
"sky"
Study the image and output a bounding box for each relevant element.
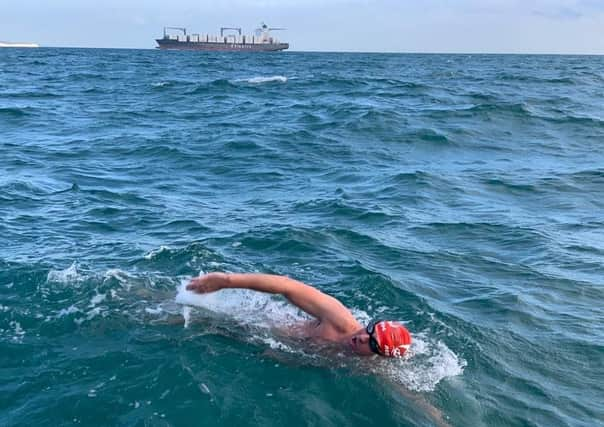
[2,0,603,54]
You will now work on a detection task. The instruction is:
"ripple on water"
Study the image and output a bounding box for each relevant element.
[1,50,603,427]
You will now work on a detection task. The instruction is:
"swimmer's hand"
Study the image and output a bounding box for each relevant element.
[186,273,358,333]
[186,272,230,294]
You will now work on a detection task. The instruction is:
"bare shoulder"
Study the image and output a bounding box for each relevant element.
[281,277,360,331]
[315,316,360,341]
[319,294,362,333]
[278,318,357,342]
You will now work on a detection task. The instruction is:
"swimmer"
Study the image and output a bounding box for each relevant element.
[187,272,411,358]
[187,273,451,426]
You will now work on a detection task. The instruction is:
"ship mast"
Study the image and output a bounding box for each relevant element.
[220,27,242,37]
[163,27,187,37]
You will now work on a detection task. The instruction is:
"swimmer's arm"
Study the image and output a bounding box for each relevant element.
[392,383,452,427]
[187,273,355,327]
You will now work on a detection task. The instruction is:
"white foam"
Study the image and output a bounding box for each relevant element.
[372,333,466,392]
[260,336,297,353]
[175,279,307,328]
[85,307,102,321]
[104,269,128,280]
[90,293,106,306]
[103,269,133,290]
[145,306,164,315]
[56,305,80,317]
[236,75,287,84]
[143,246,171,260]
[47,262,83,284]
[200,383,211,395]
[10,320,25,342]
[182,306,191,328]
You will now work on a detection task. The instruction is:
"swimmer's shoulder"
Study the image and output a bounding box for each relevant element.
[308,318,358,341]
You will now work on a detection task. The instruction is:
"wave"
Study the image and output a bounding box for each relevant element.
[66,72,106,81]
[309,75,429,91]
[378,170,457,194]
[464,102,532,116]
[478,171,603,196]
[47,262,84,284]
[0,91,62,99]
[446,102,604,128]
[186,78,236,94]
[413,128,453,145]
[566,169,604,181]
[373,78,427,89]
[542,113,604,128]
[347,108,406,129]
[293,198,394,223]
[0,106,32,118]
[143,245,172,260]
[444,102,604,128]
[414,221,547,243]
[0,180,65,202]
[109,143,191,160]
[151,81,171,88]
[75,187,151,207]
[497,73,576,84]
[481,177,537,193]
[80,87,105,94]
[234,75,287,84]
[3,253,466,398]
[26,60,48,66]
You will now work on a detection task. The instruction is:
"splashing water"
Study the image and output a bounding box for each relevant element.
[174,279,465,392]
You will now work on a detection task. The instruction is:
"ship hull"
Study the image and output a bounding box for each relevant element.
[155,39,288,52]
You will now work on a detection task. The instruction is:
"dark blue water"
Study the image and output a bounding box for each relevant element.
[1,48,603,427]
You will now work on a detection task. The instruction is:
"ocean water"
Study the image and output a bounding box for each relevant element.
[1,48,603,427]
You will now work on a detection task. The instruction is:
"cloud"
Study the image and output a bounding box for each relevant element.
[531,6,583,20]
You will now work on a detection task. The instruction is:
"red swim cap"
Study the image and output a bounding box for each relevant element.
[373,321,412,358]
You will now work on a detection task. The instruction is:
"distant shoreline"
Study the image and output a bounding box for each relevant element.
[0,41,39,48]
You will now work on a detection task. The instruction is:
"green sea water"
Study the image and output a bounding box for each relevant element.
[1,48,603,426]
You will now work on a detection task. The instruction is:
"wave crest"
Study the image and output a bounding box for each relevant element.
[235,75,287,84]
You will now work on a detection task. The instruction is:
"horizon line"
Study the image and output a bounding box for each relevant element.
[12,46,604,56]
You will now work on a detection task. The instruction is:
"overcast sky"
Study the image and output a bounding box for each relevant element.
[2,0,603,53]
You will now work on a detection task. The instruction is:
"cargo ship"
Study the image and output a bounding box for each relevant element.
[156,23,288,52]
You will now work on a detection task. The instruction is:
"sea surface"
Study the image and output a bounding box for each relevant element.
[1,48,603,427]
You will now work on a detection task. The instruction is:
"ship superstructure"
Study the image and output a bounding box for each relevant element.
[156,23,288,52]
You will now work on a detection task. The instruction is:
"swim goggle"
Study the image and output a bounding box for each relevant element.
[365,319,384,356]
